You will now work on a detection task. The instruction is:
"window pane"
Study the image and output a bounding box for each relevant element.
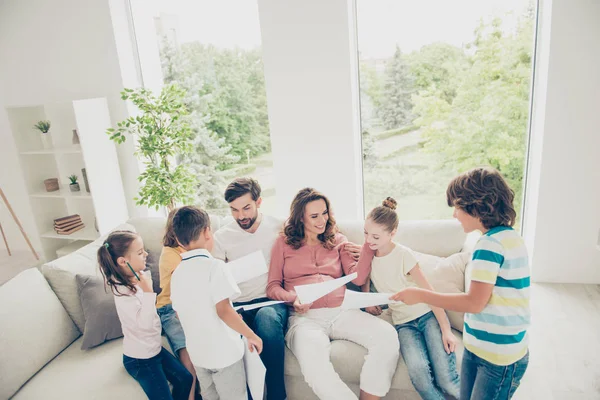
[139,0,274,215]
[357,0,536,226]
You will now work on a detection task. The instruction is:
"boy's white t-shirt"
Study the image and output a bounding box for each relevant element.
[170,248,244,370]
[212,214,282,303]
[370,242,431,325]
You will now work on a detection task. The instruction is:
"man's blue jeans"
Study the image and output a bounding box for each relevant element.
[240,301,289,400]
[395,311,461,400]
[460,348,529,400]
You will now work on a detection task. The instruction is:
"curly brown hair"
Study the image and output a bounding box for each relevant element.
[284,188,338,250]
[446,167,517,229]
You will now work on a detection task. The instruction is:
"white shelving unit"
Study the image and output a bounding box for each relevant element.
[7,98,129,260]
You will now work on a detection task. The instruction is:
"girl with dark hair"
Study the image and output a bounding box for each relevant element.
[267,188,399,400]
[98,230,193,400]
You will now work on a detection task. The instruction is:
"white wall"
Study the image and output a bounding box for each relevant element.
[0,0,147,251]
[524,0,600,283]
[258,0,364,220]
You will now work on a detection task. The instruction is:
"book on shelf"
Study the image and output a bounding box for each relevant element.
[54,219,83,230]
[54,214,82,225]
[55,223,85,235]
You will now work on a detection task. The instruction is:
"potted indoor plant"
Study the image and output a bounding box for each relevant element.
[107,84,197,211]
[34,120,52,149]
[68,174,80,192]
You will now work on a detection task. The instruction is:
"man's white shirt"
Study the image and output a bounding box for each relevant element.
[212,214,282,303]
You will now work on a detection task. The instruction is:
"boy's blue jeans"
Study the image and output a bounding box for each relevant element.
[395,311,461,400]
[460,348,529,400]
[123,347,193,400]
[239,301,289,400]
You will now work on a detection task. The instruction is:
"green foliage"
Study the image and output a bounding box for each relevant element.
[374,125,417,140]
[33,120,51,133]
[107,84,198,211]
[68,174,78,184]
[362,130,377,170]
[407,42,469,104]
[158,37,241,210]
[413,14,535,212]
[379,47,415,130]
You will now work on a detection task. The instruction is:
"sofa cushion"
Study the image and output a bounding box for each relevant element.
[284,326,463,396]
[42,223,136,332]
[10,336,171,400]
[0,268,80,399]
[337,219,467,257]
[413,251,469,331]
[77,274,123,350]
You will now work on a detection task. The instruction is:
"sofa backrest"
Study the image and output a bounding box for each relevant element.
[0,268,80,399]
[337,219,466,257]
[129,215,466,258]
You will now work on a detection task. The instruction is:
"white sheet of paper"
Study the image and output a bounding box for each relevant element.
[228,251,268,284]
[242,337,266,400]
[294,272,358,304]
[341,290,400,309]
[234,300,285,312]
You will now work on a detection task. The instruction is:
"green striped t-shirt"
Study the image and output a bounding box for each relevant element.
[463,226,530,366]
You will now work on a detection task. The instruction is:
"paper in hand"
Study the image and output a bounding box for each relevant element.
[234,300,285,312]
[242,337,266,400]
[341,290,400,309]
[294,272,358,304]
[228,251,268,284]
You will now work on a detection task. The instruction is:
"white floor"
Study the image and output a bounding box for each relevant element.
[1,252,599,398]
[513,283,600,400]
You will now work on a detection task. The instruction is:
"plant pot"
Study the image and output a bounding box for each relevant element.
[44,178,59,192]
[69,183,80,192]
[40,132,53,149]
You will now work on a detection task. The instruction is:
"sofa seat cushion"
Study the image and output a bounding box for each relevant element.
[12,336,172,400]
[0,268,80,400]
[283,322,463,394]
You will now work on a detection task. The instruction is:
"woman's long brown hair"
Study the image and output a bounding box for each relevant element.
[284,188,338,250]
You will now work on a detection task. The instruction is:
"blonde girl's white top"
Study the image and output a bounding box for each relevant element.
[370,242,431,325]
[113,271,162,359]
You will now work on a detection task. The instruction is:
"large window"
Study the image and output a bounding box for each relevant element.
[135,0,275,215]
[357,0,537,225]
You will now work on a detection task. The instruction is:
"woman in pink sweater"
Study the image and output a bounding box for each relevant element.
[267,188,399,400]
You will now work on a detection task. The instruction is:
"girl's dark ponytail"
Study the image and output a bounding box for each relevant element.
[97,230,139,296]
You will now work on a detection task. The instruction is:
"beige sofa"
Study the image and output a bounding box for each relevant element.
[1,216,472,400]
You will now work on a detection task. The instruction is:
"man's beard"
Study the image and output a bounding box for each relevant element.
[236,214,258,230]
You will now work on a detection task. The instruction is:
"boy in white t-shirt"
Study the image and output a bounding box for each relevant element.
[170,206,262,400]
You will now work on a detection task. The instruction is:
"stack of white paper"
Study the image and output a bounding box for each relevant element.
[340,290,400,309]
[234,300,285,312]
[294,272,358,304]
[228,251,268,284]
[242,337,266,400]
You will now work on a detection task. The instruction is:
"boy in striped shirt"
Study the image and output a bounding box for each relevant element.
[391,167,530,399]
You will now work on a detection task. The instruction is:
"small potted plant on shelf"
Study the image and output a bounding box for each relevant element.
[68,174,80,192]
[34,120,52,149]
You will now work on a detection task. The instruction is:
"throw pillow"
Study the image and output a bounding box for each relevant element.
[76,274,123,350]
[414,251,470,332]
